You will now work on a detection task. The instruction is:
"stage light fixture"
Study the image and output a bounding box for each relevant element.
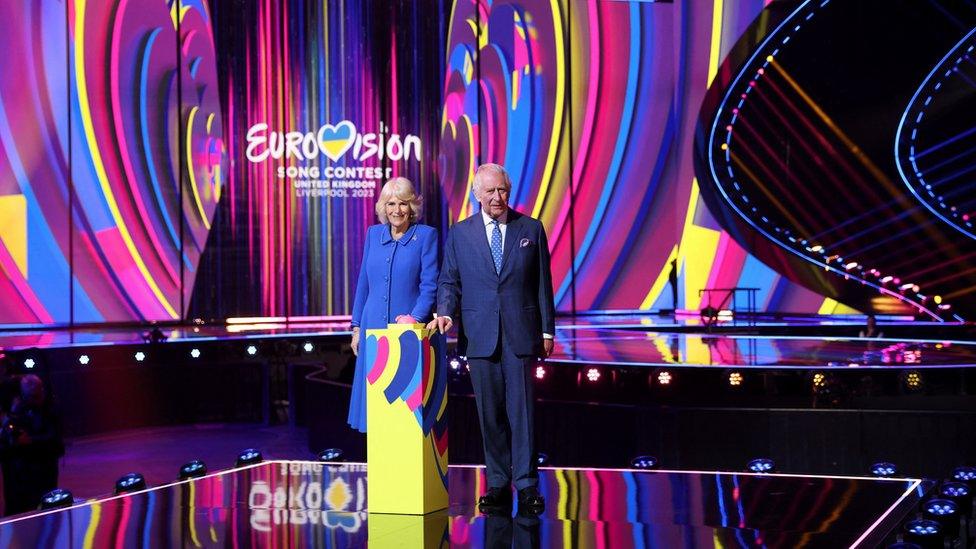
[23,358,35,369]
[657,370,672,385]
[870,462,898,478]
[900,370,923,392]
[728,371,743,387]
[317,448,344,462]
[631,455,658,469]
[40,488,73,510]
[952,466,976,485]
[78,354,90,365]
[811,372,826,389]
[939,482,972,515]
[903,519,943,546]
[303,342,314,353]
[179,460,207,480]
[940,482,969,499]
[585,367,601,383]
[535,365,546,380]
[236,448,263,467]
[190,348,201,359]
[246,345,258,356]
[747,458,775,473]
[134,351,146,362]
[922,498,960,537]
[115,473,147,494]
[536,452,550,466]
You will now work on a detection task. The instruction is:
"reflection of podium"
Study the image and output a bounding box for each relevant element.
[365,324,448,515]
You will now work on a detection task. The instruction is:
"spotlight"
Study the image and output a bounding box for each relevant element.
[236,448,263,467]
[811,372,826,389]
[900,370,923,392]
[923,498,959,536]
[134,351,146,362]
[940,482,970,499]
[939,482,972,515]
[631,455,658,469]
[870,462,898,478]
[246,345,258,356]
[747,458,775,473]
[535,365,546,380]
[536,452,549,466]
[115,473,147,494]
[24,358,35,369]
[190,348,201,359]
[39,488,73,510]
[952,466,976,485]
[303,342,314,353]
[585,367,601,383]
[923,498,957,517]
[179,460,207,480]
[728,371,743,387]
[903,519,943,547]
[317,448,344,462]
[656,370,672,385]
[78,354,90,365]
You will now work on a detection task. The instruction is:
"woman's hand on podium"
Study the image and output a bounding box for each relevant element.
[395,315,418,324]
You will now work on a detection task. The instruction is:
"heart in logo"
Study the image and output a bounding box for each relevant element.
[318,121,357,161]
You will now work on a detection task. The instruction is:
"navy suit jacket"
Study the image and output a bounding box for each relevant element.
[436,210,556,358]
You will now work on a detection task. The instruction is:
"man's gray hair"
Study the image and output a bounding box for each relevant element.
[473,163,512,193]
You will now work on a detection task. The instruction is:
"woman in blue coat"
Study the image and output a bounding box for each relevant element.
[348,177,438,432]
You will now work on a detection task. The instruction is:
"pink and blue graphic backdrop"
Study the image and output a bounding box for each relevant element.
[0,0,853,327]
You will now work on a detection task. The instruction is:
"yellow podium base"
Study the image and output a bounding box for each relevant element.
[367,510,448,548]
[365,324,448,515]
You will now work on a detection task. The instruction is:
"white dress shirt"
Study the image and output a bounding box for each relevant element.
[482,209,508,248]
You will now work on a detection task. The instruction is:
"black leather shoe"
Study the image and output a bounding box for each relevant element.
[479,486,512,509]
[517,486,545,513]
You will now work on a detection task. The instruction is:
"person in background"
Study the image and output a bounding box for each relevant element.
[0,374,64,515]
[859,314,884,338]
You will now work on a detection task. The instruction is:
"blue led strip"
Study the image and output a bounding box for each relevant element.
[894,27,976,241]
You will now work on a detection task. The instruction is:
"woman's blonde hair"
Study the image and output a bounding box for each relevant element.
[375,177,423,223]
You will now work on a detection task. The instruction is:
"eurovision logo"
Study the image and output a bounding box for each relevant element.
[244,121,422,198]
[245,121,421,164]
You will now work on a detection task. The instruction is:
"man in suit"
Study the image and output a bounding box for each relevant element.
[428,163,555,513]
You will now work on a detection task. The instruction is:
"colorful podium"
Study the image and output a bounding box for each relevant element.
[364,324,449,516]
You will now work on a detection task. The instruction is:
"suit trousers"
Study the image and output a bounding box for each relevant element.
[468,334,538,490]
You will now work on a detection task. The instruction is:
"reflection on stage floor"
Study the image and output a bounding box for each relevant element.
[0,461,924,548]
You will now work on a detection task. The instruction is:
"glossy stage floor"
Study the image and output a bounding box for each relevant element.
[0,461,927,548]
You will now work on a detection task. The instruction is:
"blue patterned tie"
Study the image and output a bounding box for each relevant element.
[490,219,503,274]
